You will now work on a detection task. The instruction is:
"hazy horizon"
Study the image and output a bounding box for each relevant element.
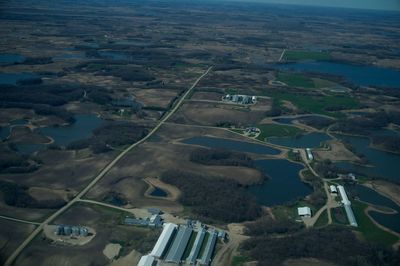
[223,0,400,11]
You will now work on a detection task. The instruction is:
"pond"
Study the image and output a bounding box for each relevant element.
[0,54,25,65]
[150,187,168,197]
[272,61,400,88]
[334,133,400,182]
[37,114,104,147]
[0,72,40,85]
[353,185,400,233]
[53,53,85,61]
[248,159,312,206]
[182,136,281,155]
[268,132,331,148]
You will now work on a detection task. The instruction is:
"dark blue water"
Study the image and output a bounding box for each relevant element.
[182,136,281,155]
[114,40,152,46]
[150,187,168,197]
[0,54,25,65]
[15,143,46,155]
[0,127,10,140]
[268,132,331,148]
[99,51,130,60]
[248,159,312,206]
[0,73,39,85]
[273,62,400,88]
[37,114,104,146]
[53,53,85,61]
[354,185,400,233]
[334,133,400,182]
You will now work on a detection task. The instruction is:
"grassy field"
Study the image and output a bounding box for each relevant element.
[314,209,329,228]
[276,73,343,90]
[352,201,398,246]
[232,255,252,266]
[265,91,359,118]
[256,123,303,141]
[284,50,332,61]
[276,73,315,88]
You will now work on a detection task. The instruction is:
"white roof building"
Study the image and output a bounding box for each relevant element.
[330,185,338,193]
[150,223,177,258]
[298,207,312,217]
[138,255,156,266]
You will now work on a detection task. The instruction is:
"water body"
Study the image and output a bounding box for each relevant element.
[334,133,400,182]
[150,187,168,197]
[53,53,85,61]
[182,136,280,155]
[15,143,46,155]
[99,51,130,60]
[37,114,104,147]
[0,119,29,140]
[114,39,152,46]
[248,159,312,206]
[0,54,25,65]
[272,61,400,88]
[354,185,400,233]
[0,72,39,85]
[268,132,331,148]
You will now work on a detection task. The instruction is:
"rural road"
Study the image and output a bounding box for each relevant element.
[0,215,41,226]
[4,66,213,266]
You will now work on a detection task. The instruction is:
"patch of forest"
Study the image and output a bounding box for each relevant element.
[0,144,39,174]
[372,135,400,154]
[0,180,66,209]
[241,226,400,266]
[161,170,261,223]
[190,148,254,167]
[67,122,148,153]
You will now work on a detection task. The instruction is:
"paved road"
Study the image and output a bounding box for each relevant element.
[279,49,286,61]
[4,66,213,266]
[0,215,41,226]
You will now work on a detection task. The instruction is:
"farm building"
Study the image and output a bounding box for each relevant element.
[165,225,193,263]
[138,255,156,266]
[200,231,218,266]
[187,228,206,264]
[337,185,358,227]
[149,214,163,227]
[150,223,177,258]
[297,207,312,217]
[329,185,338,194]
[306,148,314,161]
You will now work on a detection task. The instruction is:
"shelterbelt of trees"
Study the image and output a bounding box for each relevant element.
[189,148,254,167]
[161,170,261,223]
[241,225,400,266]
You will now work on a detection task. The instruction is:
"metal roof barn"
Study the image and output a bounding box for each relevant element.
[150,223,177,258]
[187,228,206,264]
[165,225,193,263]
[138,255,156,266]
[200,231,217,266]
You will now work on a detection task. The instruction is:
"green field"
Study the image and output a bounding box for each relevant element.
[256,123,303,141]
[232,255,252,266]
[265,91,359,118]
[284,50,332,61]
[314,209,329,228]
[277,73,315,88]
[276,73,344,90]
[352,201,398,246]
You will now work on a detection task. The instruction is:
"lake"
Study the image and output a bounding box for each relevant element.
[248,159,312,206]
[0,72,40,85]
[334,133,400,182]
[268,132,331,148]
[0,54,25,65]
[353,185,400,233]
[37,114,104,147]
[150,187,168,197]
[182,136,281,155]
[273,61,400,88]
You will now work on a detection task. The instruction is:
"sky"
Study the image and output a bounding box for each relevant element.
[228,0,400,11]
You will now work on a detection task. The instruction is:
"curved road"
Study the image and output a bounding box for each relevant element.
[4,66,213,266]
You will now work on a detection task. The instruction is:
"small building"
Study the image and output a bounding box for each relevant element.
[148,208,162,215]
[150,223,177,258]
[329,185,338,194]
[149,214,163,227]
[138,255,156,266]
[337,185,358,227]
[298,207,312,218]
[200,231,218,266]
[306,148,314,161]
